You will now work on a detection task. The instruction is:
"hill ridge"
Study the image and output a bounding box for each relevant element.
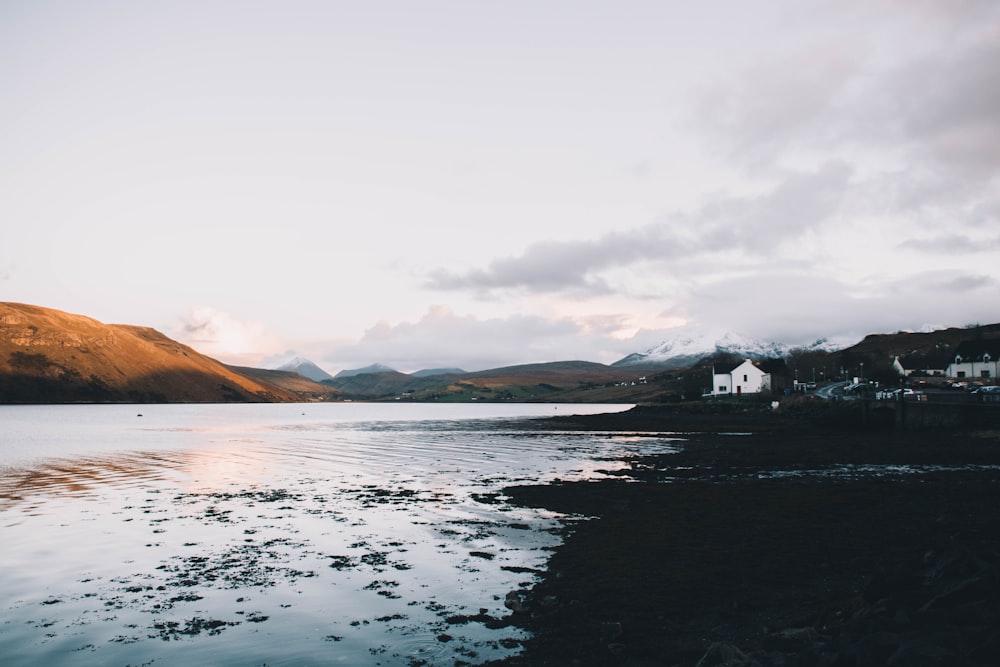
[0,302,299,403]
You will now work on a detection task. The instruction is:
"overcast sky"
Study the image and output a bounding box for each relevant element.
[3,1,998,373]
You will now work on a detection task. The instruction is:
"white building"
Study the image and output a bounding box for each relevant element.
[712,359,771,396]
[947,341,1000,380]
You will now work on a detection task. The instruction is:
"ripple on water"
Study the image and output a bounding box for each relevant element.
[0,404,660,666]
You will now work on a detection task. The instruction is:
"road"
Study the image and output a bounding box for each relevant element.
[813,382,847,400]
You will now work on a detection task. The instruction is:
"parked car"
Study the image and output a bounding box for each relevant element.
[878,388,916,399]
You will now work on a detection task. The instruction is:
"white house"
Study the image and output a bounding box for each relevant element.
[892,354,950,377]
[713,359,771,396]
[947,341,1000,380]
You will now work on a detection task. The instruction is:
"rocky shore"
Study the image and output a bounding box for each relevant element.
[483,402,1000,666]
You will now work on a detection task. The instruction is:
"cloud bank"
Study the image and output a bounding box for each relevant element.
[422,1,1000,353]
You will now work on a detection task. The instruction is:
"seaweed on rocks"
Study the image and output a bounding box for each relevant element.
[480,420,1000,667]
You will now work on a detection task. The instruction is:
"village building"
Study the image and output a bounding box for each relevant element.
[891,353,950,377]
[946,340,1000,380]
[712,359,772,396]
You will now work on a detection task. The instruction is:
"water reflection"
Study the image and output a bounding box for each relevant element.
[0,404,672,667]
[1,452,183,510]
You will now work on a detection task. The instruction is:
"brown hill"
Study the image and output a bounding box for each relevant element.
[0,302,301,403]
[324,360,650,402]
[792,323,1000,384]
[231,365,342,401]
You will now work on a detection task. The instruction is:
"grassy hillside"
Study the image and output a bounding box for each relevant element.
[0,302,300,403]
[323,361,653,402]
[786,323,1000,384]
[230,366,343,401]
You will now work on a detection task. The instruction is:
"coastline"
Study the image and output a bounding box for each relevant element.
[484,404,1000,666]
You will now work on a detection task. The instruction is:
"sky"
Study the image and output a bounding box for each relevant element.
[2,1,999,374]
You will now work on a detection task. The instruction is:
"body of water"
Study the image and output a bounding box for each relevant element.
[0,403,679,666]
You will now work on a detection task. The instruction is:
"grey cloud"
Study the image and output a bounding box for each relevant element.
[902,271,996,293]
[181,320,213,339]
[683,269,997,346]
[881,35,1000,178]
[898,234,1000,254]
[694,43,860,164]
[969,195,1000,227]
[695,3,1000,184]
[426,162,850,296]
[425,223,693,293]
[425,240,619,293]
[699,160,851,251]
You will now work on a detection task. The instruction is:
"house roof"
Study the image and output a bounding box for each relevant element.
[952,340,1000,362]
[719,358,769,374]
[897,353,951,370]
[756,358,789,375]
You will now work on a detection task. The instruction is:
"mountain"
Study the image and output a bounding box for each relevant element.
[322,360,649,402]
[334,363,397,378]
[614,331,794,369]
[231,366,342,401]
[0,302,300,403]
[322,369,418,397]
[276,356,334,382]
[819,323,1000,382]
[412,368,467,377]
[467,360,631,380]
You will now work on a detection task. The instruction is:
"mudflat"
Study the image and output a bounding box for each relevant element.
[485,403,1000,666]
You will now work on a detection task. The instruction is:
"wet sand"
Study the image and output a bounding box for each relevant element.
[485,404,1000,666]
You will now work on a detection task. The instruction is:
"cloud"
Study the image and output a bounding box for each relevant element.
[425,240,620,294]
[877,29,1000,180]
[317,305,644,372]
[425,161,852,297]
[697,160,852,252]
[330,267,998,374]
[901,271,996,294]
[898,234,1000,254]
[171,306,283,366]
[424,220,701,295]
[694,40,861,165]
[681,269,998,345]
[693,2,1000,191]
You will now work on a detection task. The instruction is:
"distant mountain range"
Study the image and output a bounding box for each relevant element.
[613,331,842,369]
[4,301,998,404]
[271,361,466,383]
[319,360,649,402]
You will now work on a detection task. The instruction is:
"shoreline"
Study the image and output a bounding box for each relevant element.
[483,407,1000,666]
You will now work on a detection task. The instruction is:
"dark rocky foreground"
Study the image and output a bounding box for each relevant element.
[482,403,1000,666]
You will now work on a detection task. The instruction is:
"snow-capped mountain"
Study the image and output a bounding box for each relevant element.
[275,357,334,382]
[613,332,837,368]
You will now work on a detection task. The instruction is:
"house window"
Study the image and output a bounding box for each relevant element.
[743,374,748,381]
[957,372,966,378]
[718,386,727,392]
[982,370,992,378]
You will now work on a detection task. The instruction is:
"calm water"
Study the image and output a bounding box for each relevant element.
[0,403,680,666]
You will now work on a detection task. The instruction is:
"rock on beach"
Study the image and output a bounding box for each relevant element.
[482,405,1000,666]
